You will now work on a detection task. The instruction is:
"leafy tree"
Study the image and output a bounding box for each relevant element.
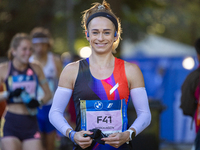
[0,0,200,58]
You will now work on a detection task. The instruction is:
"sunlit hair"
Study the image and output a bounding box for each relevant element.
[81,0,122,53]
[7,33,31,60]
[30,27,53,49]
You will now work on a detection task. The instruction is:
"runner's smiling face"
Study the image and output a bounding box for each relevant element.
[32,43,49,56]
[13,39,33,64]
[87,17,116,54]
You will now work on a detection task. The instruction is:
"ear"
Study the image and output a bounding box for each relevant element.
[11,48,16,56]
[85,31,89,40]
[114,33,118,42]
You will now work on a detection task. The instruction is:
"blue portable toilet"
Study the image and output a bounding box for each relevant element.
[121,34,197,143]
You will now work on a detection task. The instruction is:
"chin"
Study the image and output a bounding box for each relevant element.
[22,59,29,64]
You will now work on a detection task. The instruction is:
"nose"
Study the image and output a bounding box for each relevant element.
[97,33,104,41]
[26,49,32,56]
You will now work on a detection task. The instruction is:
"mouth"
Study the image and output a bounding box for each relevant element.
[95,43,107,47]
[23,56,30,60]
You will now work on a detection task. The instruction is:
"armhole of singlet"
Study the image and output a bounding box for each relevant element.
[119,58,129,88]
[29,63,39,85]
[121,59,130,103]
[73,59,88,88]
[28,63,39,98]
[74,59,83,85]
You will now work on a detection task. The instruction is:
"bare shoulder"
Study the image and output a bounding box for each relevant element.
[0,61,9,81]
[0,61,9,69]
[124,61,145,89]
[58,60,79,89]
[124,61,141,73]
[30,58,41,65]
[29,61,43,75]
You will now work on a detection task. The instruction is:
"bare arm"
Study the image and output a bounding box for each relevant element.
[31,62,52,104]
[53,54,63,78]
[0,89,7,101]
[58,61,79,89]
[50,61,93,149]
[125,61,145,89]
[0,62,9,101]
[126,62,151,136]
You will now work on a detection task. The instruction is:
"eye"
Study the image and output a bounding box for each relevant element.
[30,47,33,52]
[23,47,27,51]
[92,31,98,35]
[104,32,110,35]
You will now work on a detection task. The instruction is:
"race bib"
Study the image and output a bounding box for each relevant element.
[8,75,37,103]
[80,99,128,136]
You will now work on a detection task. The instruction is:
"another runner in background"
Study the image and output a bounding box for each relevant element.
[0,33,51,150]
[29,27,62,150]
[49,0,151,150]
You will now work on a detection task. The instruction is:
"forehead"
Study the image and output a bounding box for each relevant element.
[33,42,48,46]
[88,17,115,30]
[18,39,31,46]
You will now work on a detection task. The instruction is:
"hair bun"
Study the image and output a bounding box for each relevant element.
[97,5,105,10]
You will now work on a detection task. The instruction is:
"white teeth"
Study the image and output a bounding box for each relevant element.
[97,43,105,46]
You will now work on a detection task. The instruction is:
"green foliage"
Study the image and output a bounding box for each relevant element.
[0,0,54,56]
[0,0,200,57]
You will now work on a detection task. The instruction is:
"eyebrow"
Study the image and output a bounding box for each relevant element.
[91,29,112,31]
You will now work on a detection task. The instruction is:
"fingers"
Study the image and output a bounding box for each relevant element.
[83,130,93,136]
[104,139,121,148]
[74,131,93,149]
[108,133,118,137]
[101,133,124,148]
[101,132,117,141]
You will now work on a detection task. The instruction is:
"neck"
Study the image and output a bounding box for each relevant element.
[89,53,115,68]
[34,53,48,65]
[12,59,28,71]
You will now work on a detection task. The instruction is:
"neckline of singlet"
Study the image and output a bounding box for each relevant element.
[10,61,30,74]
[85,57,116,81]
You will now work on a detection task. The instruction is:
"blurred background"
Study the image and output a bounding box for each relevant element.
[0,0,200,149]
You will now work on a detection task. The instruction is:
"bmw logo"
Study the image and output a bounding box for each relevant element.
[94,101,103,110]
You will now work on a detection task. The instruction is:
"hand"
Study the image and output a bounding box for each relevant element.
[26,99,40,108]
[84,129,107,145]
[9,88,24,98]
[101,131,130,148]
[74,130,93,149]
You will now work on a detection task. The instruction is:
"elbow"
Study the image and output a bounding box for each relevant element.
[140,111,152,128]
[144,109,152,127]
[48,107,54,125]
[48,93,53,101]
[44,93,52,104]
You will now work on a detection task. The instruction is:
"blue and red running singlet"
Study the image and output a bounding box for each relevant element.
[72,58,131,150]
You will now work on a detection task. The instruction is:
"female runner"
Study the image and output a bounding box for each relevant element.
[0,33,51,150]
[49,1,151,149]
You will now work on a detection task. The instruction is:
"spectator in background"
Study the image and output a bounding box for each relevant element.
[194,38,200,150]
[29,27,63,150]
[0,33,51,150]
[181,38,200,150]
